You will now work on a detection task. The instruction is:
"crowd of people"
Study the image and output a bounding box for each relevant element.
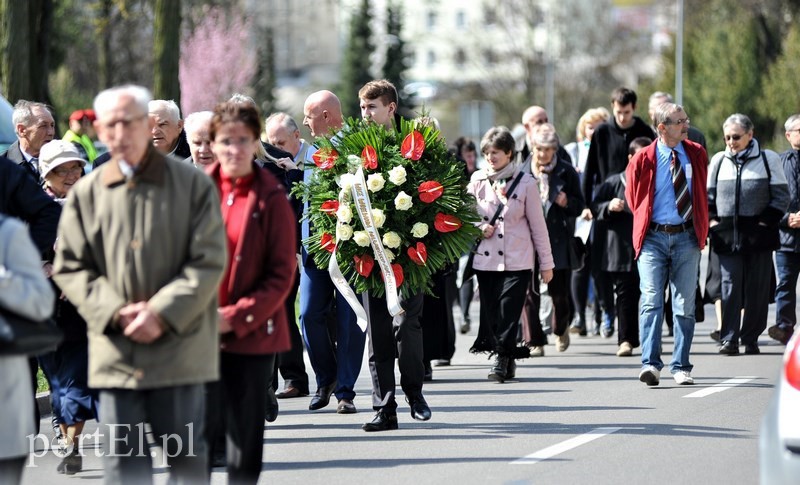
[0,79,798,485]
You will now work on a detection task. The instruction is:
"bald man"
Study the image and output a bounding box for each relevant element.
[303,90,345,138]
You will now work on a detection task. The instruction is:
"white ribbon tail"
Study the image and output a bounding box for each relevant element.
[352,168,404,317]
[327,246,369,332]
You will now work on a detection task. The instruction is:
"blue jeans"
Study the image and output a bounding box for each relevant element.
[775,251,800,331]
[636,230,700,373]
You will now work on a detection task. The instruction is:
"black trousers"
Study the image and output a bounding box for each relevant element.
[99,384,207,485]
[522,268,571,346]
[719,251,773,346]
[0,457,25,484]
[476,270,531,355]
[207,352,275,485]
[607,270,641,347]
[361,291,424,413]
[272,271,309,394]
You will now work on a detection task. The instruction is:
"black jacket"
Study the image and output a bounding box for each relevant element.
[779,149,800,252]
[590,172,635,273]
[0,157,61,254]
[2,140,40,182]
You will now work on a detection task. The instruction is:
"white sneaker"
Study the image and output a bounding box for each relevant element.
[673,370,694,385]
[638,365,660,386]
[556,333,570,352]
[616,341,633,357]
[529,346,545,357]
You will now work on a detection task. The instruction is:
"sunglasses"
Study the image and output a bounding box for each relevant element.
[724,134,744,141]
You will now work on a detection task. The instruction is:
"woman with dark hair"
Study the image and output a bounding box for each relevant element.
[467,126,553,382]
[204,101,297,483]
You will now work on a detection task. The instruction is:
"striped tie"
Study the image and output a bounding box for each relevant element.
[671,150,692,221]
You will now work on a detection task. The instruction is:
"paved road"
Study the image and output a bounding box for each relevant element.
[21,298,783,484]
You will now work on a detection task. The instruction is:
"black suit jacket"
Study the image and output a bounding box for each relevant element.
[2,140,39,182]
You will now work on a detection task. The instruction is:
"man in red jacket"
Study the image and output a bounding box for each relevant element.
[625,102,708,387]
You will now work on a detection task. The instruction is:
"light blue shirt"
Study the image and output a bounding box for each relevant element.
[651,141,693,224]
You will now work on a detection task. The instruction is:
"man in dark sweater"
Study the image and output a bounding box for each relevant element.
[582,87,655,206]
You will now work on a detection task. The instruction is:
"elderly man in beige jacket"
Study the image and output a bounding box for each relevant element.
[53,84,226,485]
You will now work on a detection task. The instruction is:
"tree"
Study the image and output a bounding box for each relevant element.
[153,0,181,104]
[253,24,276,116]
[179,7,256,114]
[759,23,800,143]
[339,0,374,119]
[382,1,408,107]
[1,0,54,104]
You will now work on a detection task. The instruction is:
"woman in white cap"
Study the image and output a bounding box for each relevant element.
[37,139,97,476]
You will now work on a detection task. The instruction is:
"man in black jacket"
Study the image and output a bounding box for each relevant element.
[770,113,800,345]
[3,100,56,182]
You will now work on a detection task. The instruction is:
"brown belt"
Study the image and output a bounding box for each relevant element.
[649,221,693,234]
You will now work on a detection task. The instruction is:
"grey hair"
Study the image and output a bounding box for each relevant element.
[532,122,560,147]
[784,114,800,132]
[184,111,213,137]
[648,91,673,109]
[654,103,685,127]
[723,113,753,133]
[229,93,257,108]
[94,85,152,119]
[148,99,181,121]
[265,112,299,132]
[12,100,51,128]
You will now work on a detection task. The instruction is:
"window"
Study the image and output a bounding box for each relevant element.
[456,10,466,29]
[427,11,437,29]
[427,50,436,68]
[454,48,466,67]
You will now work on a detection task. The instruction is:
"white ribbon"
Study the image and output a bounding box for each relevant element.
[328,243,369,332]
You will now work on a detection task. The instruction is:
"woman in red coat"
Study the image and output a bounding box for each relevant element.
[205,101,297,484]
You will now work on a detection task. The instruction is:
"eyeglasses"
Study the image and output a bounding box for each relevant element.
[724,134,744,141]
[788,129,800,134]
[51,165,83,177]
[100,114,147,131]
[664,118,690,126]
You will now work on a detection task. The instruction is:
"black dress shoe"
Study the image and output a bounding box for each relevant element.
[276,386,308,399]
[423,361,433,382]
[488,356,509,383]
[744,343,761,355]
[337,399,357,414]
[309,381,337,411]
[506,358,517,380]
[362,411,398,432]
[718,340,740,355]
[406,395,431,421]
[266,387,279,422]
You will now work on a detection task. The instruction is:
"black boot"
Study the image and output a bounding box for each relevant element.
[488,355,509,383]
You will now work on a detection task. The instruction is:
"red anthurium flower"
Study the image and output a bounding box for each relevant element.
[407,242,428,266]
[320,200,339,215]
[434,213,462,233]
[362,145,378,170]
[380,263,404,287]
[354,254,375,277]
[320,233,336,253]
[401,131,425,160]
[312,148,338,170]
[418,181,444,204]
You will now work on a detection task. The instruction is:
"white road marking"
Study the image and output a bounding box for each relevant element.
[683,376,758,398]
[510,427,622,465]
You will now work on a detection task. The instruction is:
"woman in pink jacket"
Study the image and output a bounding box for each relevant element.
[467,126,554,382]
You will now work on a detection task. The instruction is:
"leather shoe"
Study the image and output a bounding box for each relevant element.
[406,395,432,421]
[744,342,761,355]
[718,340,740,355]
[265,387,279,422]
[276,386,308,399]
[308,381,337,411]
[362,410,398,432]
[337,398,357,414]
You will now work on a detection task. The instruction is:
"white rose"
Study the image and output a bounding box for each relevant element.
[384,248,395,261]
[353,231,370,247]
[367,173,386,193]
[338,173,355,191]
[388,165,407,185]
[337,223,353,241]
[411,222,429,238]
[336,205,353,224]
[371,209,386,228]
[394,191,413,211]
[382,231,401,249]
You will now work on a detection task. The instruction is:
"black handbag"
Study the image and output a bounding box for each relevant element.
[0,309,63,356]
[462,172,525,281]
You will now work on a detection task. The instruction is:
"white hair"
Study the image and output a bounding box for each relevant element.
[94,85,152,119]
[12,100,51,128]
[184,111,213,137]
[265,112,299,132]
[148,99,181,122]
